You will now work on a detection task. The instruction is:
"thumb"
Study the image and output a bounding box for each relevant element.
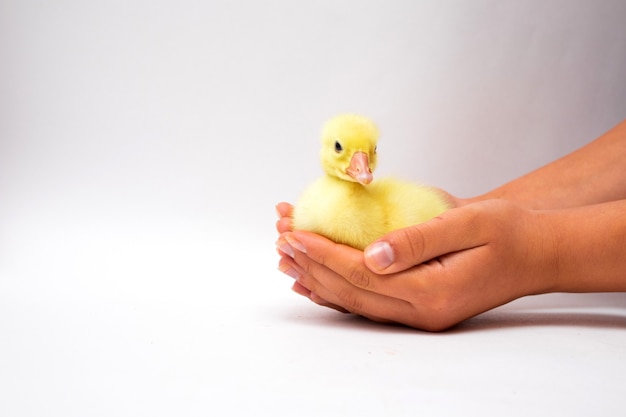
[363,205,489,274]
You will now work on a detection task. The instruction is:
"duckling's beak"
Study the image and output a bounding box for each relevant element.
[347,151,373,185]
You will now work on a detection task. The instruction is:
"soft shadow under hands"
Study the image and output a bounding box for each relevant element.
[281,293,626,334]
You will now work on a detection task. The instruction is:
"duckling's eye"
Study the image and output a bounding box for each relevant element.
[334,141,343,153]
[374,146,377,153]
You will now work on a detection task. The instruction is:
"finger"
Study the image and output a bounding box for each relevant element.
[275,202,294,233]
[363,204,492,274]
[275,207,403,322]
[296,276,394,322]
[295,258,409,324]
[276,216,293,234]
[305,284,351,313]
[301,267,414,325]
[276,234,295,257]
[279,253,348,312]
[279,250,349,308]
[276,202,293,218]
[284,231,414,321]
[284,230,412,296]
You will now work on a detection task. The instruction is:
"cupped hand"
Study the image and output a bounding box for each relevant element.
[276,199,558,331]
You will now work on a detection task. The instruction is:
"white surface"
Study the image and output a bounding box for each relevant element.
[2,222,626,416]
[2,1,626,416]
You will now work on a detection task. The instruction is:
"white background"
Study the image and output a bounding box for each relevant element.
[1,1,626,416]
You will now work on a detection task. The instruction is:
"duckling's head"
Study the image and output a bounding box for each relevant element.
[320,114,379,185]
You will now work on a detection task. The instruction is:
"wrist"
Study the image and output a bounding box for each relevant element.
[539,201,626,293]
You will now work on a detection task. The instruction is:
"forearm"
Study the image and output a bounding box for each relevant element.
[472,119,626,210]
[539,199,626,293]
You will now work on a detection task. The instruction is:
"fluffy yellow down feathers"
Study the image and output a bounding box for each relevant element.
[292,114,451,250]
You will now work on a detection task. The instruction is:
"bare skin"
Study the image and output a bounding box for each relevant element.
[276,119,626,331]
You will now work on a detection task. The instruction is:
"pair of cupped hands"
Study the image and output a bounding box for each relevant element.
[276,194,558,331]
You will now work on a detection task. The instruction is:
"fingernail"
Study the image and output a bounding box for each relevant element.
[276,240,295,258]
[278,265,300,280]
[285,235,307,253]
[365,241,394,270]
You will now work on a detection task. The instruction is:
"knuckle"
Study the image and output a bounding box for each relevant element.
[395,225,427,262]
[336,287,364,313]
[346,267,371,289]
[277,217,293,233]
[296,256,314,275]
[314,250,329,269]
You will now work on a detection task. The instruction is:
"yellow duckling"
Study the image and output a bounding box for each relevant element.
[292,114,451,250]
